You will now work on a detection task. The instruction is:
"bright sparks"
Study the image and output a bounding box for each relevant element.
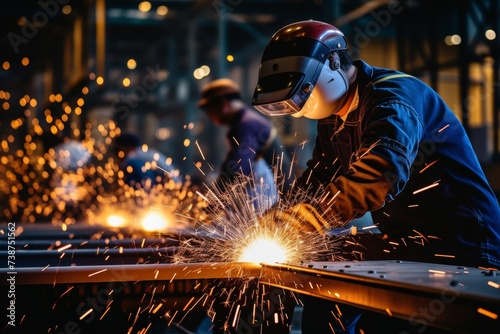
[107,214,126,228]
[175,172,345,265]
[238,237,288,264]
[141,212,168,232]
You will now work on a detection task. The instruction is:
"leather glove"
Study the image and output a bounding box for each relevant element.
[273,203,331,233]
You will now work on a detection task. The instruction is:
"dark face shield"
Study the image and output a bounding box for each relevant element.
[252,72,305,116]
[252,38,330,116]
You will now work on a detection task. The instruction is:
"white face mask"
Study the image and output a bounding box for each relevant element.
[292,61,349,119]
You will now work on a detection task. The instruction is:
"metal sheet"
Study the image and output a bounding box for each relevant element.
[259,260,500,333]
[1,262,262,285]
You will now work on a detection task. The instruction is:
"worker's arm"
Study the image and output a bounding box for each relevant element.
[260,201,343,234]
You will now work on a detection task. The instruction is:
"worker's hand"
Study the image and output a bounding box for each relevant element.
[272,203,331,234]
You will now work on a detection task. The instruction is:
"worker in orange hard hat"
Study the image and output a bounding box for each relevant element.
[198,78,296,334]
[198,78,293,194]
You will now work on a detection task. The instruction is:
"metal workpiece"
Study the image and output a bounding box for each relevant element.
[1,262,262,285]
[2,258,499,332]
[259,260,500,333]
[3,220,499,332]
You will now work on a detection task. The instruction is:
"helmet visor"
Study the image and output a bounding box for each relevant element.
[252,55,325,116]
[252,72,304,116]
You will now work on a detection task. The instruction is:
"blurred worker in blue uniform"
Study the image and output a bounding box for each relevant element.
[42,132,93,222]
[197,78,295,334]
[252,20,500,333]
[113,132,181,188]
[198,78,293,197]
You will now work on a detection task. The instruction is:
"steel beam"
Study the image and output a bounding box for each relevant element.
[259,260,500,333]
[1,262,261,285]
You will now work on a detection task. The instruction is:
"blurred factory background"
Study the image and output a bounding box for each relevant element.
[1,0,500,224]
[1,2,500,333]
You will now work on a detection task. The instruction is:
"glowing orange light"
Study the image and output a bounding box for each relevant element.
[62,5,72,14]
[238,237,288,264]
[477,307,498,320]
[141,212,168,232]
[157,6,168,16]
[107,214,126,228]
[127,59,136,69]
[138,1,151,12]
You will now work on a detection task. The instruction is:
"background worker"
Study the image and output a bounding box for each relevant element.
[252,20,500,333]
[113,132,181,188]
[38,131,93,222]
[198,78,293,197]
[198,78,295,334]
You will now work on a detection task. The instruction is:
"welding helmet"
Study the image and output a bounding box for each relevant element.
[252,20,349,119]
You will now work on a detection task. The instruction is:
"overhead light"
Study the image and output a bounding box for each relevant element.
[444,34,461,46]
[127,59,137,69]
[485,29,496,41]
[62,5,72,15]
[157,6,168,16]
[193,65,210,79]
[138,1,152,13]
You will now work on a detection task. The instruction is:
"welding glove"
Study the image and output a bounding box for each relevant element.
[273,203,332,234]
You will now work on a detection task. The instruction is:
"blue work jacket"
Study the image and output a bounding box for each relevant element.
[217,107,292,190]
[298,60,500,268]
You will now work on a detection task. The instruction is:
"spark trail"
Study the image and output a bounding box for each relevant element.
[175,171,346,265]
[170,170,350,333]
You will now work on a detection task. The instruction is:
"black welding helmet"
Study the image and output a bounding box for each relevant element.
[252,20,349,119]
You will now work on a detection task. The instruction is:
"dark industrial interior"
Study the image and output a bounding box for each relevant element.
[1,1,500,333]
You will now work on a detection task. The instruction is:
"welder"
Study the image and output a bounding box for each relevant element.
[253,19,500,333]
[198,78,294,198]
